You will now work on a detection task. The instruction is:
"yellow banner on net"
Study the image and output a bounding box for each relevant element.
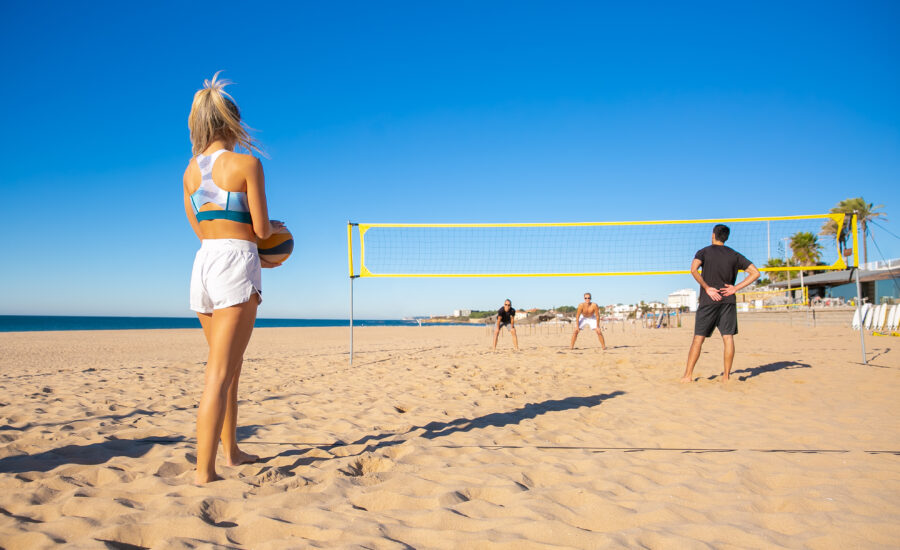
[348,213,854,278]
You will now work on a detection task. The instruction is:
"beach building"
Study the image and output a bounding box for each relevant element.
[611,304,636,319]
[453,309,472,317]
[668,288,699,311]
[771,258,900,304]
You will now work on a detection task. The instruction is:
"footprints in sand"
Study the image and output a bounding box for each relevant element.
[198,497,240,528]
[344,454,395,477]
[155,461,192,478]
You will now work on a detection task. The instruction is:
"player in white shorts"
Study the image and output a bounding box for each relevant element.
[183,72,283,484]
[190,239,263,313]
[570,292,607,350]
[578,315,598,331]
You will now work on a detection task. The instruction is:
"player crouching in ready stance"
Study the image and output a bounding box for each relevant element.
[681,224,760,383]
[571,292,607,350]
[492,299,520,351]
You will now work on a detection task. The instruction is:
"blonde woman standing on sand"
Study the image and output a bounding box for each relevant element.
[183,72,282,483]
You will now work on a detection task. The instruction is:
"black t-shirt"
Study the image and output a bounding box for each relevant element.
[694,245,752,305]
[497,307,516,324]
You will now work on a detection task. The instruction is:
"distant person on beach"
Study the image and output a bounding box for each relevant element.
[183,72,283,483]
[570,292,607,350]
[493,299,520,351]
[681,224,760,383]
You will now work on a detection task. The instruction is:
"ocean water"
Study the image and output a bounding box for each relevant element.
[0,316,447,333]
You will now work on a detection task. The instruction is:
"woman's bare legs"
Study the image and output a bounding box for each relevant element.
[195,297,258,484]
[220,361,259,466]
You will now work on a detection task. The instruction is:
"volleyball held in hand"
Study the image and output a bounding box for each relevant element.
[258,225,294,265]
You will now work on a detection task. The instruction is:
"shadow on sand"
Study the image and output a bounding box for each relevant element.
[265,391,625,469]
[704,361,811,382]
[417,392,625,440]
[0,436,185,474]
[1,394,624,476]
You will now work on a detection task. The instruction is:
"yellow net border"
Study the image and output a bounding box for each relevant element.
[348,213,856,278]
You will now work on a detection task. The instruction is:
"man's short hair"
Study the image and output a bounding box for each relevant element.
[584,293,591,298]
[504,299,512,306]
[713,224,730,243]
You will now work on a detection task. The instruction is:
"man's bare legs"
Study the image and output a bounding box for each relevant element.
[682,334,735,383]
[681,334,705,383]
[571,327,606,350]
[195,298,259,484]
[493,326,520,351]
[722,334,735,382]
[594,328,607,350]
[570,328,580,349]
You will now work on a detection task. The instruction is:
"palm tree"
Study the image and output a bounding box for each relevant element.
[789,231,823,273]
[820,198,888,264]
[819,216,852,255]
[764,257,792,282]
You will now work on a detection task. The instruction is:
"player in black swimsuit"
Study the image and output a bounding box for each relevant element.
[492,299,520,351]
[681,224,760,383]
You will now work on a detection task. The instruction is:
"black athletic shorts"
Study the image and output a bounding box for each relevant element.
[694,303,738,337]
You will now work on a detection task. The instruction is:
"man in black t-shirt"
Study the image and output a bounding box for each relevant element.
[492,299,519,351]
[681,224,760,383]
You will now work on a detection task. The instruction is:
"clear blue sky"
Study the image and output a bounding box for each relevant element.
[2,1,898,318]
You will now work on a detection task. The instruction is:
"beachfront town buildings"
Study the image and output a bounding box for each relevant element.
[668,289,699,311]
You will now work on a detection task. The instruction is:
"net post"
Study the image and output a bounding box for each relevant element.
[350,276,354,366]
[852,214,866,365]
[348,221,357,366]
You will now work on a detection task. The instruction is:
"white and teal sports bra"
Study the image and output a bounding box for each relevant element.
[189,150,252,224]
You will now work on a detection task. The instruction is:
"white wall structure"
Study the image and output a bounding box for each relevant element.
[454,309,472,317]
[668,289,698,311]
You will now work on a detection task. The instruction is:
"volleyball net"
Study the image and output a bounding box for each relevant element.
[348,214,856,278]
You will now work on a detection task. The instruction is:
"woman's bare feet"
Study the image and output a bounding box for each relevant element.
[680,376,693,383]
[225,448,259,467]
[196,471,222,484]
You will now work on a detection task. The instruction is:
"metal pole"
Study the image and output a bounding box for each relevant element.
[767,221,770,260]
[851,213,866,365]
[855,267,866,364]
[348,221,355,366]
[350,276,354,366]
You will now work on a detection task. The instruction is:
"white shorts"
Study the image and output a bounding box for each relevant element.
[578,317,598,330]
[190,239,262,314]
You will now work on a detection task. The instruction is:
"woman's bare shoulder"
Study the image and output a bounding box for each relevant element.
[224,151,262,169]
[183,158,198,190]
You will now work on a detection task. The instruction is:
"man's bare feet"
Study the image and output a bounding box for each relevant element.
[720,376,730,383]
[225,449,259,467]
[680,376,693,383]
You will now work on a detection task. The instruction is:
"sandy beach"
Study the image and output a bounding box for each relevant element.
[0,322,898,548]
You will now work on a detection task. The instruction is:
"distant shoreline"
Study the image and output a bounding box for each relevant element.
[0,315,472,333]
